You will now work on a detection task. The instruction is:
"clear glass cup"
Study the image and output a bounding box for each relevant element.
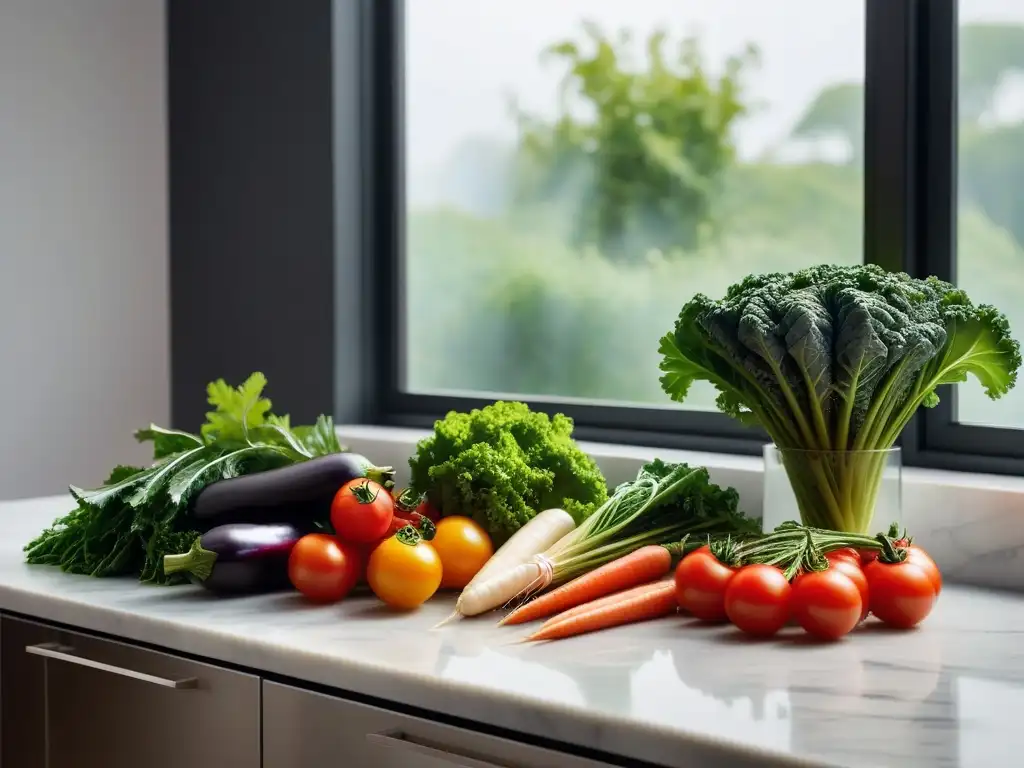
[762,445,902,535]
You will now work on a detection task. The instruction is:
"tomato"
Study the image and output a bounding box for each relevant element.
[288,534,361,602]
[331,479,394,544]
[858,548,880,565]
[791,569,863,640]
[905,546,942,595]
[367,528,443,609]
[416,499,441,523]
[827,547,861,566]
[674,551,736,622]
[826,555,870,622]
[395,488,442,524]
[724,565,792,637]
[863,558,937,628]
[431,516,494,589]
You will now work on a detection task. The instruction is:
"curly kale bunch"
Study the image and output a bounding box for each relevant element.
[408,401,608,544]
[659,264,1021,532]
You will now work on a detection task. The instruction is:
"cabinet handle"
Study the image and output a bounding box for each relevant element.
[367,730,525,768]
[25,642,198,689]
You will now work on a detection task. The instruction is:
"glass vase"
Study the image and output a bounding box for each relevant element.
[762,445,901,535]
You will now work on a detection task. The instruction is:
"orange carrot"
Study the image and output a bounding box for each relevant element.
[539,580,670,629]
[499,544,674,626]
[524,581,678,642]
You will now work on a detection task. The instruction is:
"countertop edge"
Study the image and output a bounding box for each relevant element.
[0,583,824,768]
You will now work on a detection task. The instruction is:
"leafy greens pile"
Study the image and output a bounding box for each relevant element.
[659,263,1022,531]
[543,458,761,587]
[24,373,343,583]
[408,401,608,544]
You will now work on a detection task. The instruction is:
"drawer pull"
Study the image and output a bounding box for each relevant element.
[367,730,523,768]
[25,643,198,689]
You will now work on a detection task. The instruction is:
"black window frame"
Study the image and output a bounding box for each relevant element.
[168,0,1024,477]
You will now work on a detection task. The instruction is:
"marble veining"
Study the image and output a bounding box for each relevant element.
[4,495,1024,768]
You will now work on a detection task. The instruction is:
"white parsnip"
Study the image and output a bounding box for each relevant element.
[436,508,576,625]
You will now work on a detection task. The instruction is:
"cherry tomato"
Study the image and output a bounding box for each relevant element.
[724,565,792,637]
[416,499,441,523]
[904,546,942,595]
[367,527,443,609]
[394,488,442,523]
[331,479,394,544]
[791,569,863,640]
[826,554,870,622]
[287,534,361,602]
[674,551,736,622]
[431,516,494,589]
[863,558,937,628]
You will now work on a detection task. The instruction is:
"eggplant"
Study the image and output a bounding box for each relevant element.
[192,452,394,528]
[163,523,306,594]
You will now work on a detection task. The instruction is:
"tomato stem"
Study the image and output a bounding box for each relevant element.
[734,523,909,580]
[351,480,380,505]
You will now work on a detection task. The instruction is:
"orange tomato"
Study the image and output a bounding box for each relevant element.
[430,516,494,589]
[367,529,443,609]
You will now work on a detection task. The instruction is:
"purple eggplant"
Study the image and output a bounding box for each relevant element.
[192,452,394,529]
[163,523,307,594]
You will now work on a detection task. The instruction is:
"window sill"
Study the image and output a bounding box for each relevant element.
[337,424,1024,593]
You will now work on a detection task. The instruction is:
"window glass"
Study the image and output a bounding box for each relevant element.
[404,1,865,408]
[956,1,1024,427]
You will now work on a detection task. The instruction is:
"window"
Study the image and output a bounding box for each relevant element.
[167,0,1024,476]
[402,1,865,415]
[956,0,1024,429]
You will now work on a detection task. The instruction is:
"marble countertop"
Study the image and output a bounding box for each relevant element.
[3,497,1024,768]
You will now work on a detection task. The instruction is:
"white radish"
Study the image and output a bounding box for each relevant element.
[434,508,575,627]
[458,559,549,618]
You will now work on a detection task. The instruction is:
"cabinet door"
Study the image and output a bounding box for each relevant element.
[1,615,57,767]
[2,616,261,768]
[262,680,613,768]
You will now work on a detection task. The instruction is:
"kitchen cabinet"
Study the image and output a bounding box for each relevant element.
[0,616,260,768]
[262,680,613,768]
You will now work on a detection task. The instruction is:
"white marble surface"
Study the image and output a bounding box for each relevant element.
[5,496,1024,768]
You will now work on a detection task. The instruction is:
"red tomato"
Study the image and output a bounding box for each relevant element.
[863,558,937,628]
[792,569,863,640]
[905,546,942,595]
[826,555,870,622]
[394,488,441,524]
[724,565,792,637]
[674,551,736,622]
[288,534,361,602]
[331,479,394,544]
[416,499,441,523]
[827,547,861,565]
[858,548,880,565]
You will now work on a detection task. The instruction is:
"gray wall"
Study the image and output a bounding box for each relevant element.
[0,0,168,499]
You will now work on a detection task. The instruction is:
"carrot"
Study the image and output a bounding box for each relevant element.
[499,544,673,626]
[539,580,671,629]
[524,581,678,642]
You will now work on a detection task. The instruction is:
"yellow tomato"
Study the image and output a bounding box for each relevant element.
[431,516,494,589]
[367,530,442,609]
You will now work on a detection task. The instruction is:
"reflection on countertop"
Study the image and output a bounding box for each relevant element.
[2,495,1023,767]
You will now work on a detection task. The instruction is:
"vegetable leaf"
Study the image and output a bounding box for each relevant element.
[658,263,1022,532]
[134,425,203,459]
[201,372,273,443]
[292,414,345,457]
[25,373,345,584]
[409,401,608,544]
